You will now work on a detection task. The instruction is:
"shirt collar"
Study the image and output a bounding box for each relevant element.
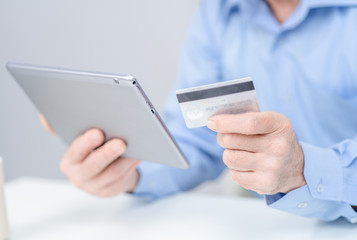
[225,0,357,11]
[307,0,357,8]
[224,0,357,33]
[224,0,258,16]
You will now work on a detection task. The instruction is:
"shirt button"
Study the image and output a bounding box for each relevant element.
[297,202,308,209]
[350,217,357,224]
[317,184,325,193]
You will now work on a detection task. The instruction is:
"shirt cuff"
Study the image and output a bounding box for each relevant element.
[300,141,344,201]
[266,141,342,204]
[266,141,357,223]
[131,162,182,201]
[266,185,357,223]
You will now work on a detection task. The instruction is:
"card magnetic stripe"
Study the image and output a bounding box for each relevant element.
[176,81,255,103]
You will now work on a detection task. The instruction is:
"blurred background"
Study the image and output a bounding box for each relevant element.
[0,0,198,181]
[0,0,240,196]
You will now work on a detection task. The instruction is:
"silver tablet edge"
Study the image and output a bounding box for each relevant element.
[6,62,135,86]
[6,62,190,168]
[134,81,190,168]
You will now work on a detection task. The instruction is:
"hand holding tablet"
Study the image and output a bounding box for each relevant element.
[7,62,188,169]
[38,116,140,196]
[7,62,262,198]
[60,128,141,197]
[7,63,189,197]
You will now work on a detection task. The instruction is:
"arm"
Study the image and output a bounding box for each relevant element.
[40,0,226,199]
[133,0,227,200]
[208,111,357,223]
[267,137,357,223]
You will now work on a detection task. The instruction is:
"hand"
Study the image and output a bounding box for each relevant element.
[207,111,306,195]
[39,115,141,198]
[39,114,56,135]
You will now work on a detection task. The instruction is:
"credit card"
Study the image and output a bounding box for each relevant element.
[176,77,260,128]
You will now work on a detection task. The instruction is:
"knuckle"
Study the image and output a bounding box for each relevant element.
[87,161,104,175]
[59,160,69,174]
[239,182,250,191]
[273,140,290,158]
[214,119,222,130]
[231,174,250,190]
[246,116,258,132]
[71,176,85,189]
[270,160,282,172]
[223,150,240,167]
[222,149,232,165]
[230,170,241,184]
[276,116,293,135]
[83,183,106,197]
[105,144,117,157]
[98,187,121,198]
[230,170,238,182]
[280,116,292,130]
[261,112,270,123]
[87,128,104,140]
[85,186,98,196]
[98,190,112,198]
[221,133,234,147]
[81,129,105,148]
[107,163,122,178]
[105,139,124,157]
[263,158,281,172]
[115,175,126,187]
[262,175,279,193]
[217,133,224,147]
[68,148,81,160]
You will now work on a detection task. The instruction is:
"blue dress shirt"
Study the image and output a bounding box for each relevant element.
[134,0,357,223]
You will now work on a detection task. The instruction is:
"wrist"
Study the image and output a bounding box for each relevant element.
[125,169,140,193]
[293,143,306,189]
[283,142,306,193]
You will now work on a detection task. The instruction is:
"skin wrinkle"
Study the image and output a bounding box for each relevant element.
[209,111,306,195]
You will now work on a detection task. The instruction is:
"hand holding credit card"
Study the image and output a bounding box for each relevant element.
[176,77,260,128]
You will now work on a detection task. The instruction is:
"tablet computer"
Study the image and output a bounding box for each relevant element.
[7,62,189,169]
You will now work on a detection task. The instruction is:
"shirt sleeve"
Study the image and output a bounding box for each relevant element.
[266,137,357,223]
[132,0,227,200]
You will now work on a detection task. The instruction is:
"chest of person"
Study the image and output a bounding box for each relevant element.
[218,7,357,145]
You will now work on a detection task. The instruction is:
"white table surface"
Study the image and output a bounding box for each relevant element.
[4,178,357,240]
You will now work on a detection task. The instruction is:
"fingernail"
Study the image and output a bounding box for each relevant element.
[90,130,101,141]
[207,119,216,130]
[111,141,126,152]
[111,143,122,152]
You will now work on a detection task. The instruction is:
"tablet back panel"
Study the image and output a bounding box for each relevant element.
[7,63,189,169]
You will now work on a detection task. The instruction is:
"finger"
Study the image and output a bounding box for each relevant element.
[87,157,140,191]
[96,161,140,198]
[230,170,259,192]
[222,149,258,171]
[217,133,268,152]
[62,129,105,165]
[79,138,127,180]
[39,114,56,135]
[230,170,280,195]
[207,111,288,135]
